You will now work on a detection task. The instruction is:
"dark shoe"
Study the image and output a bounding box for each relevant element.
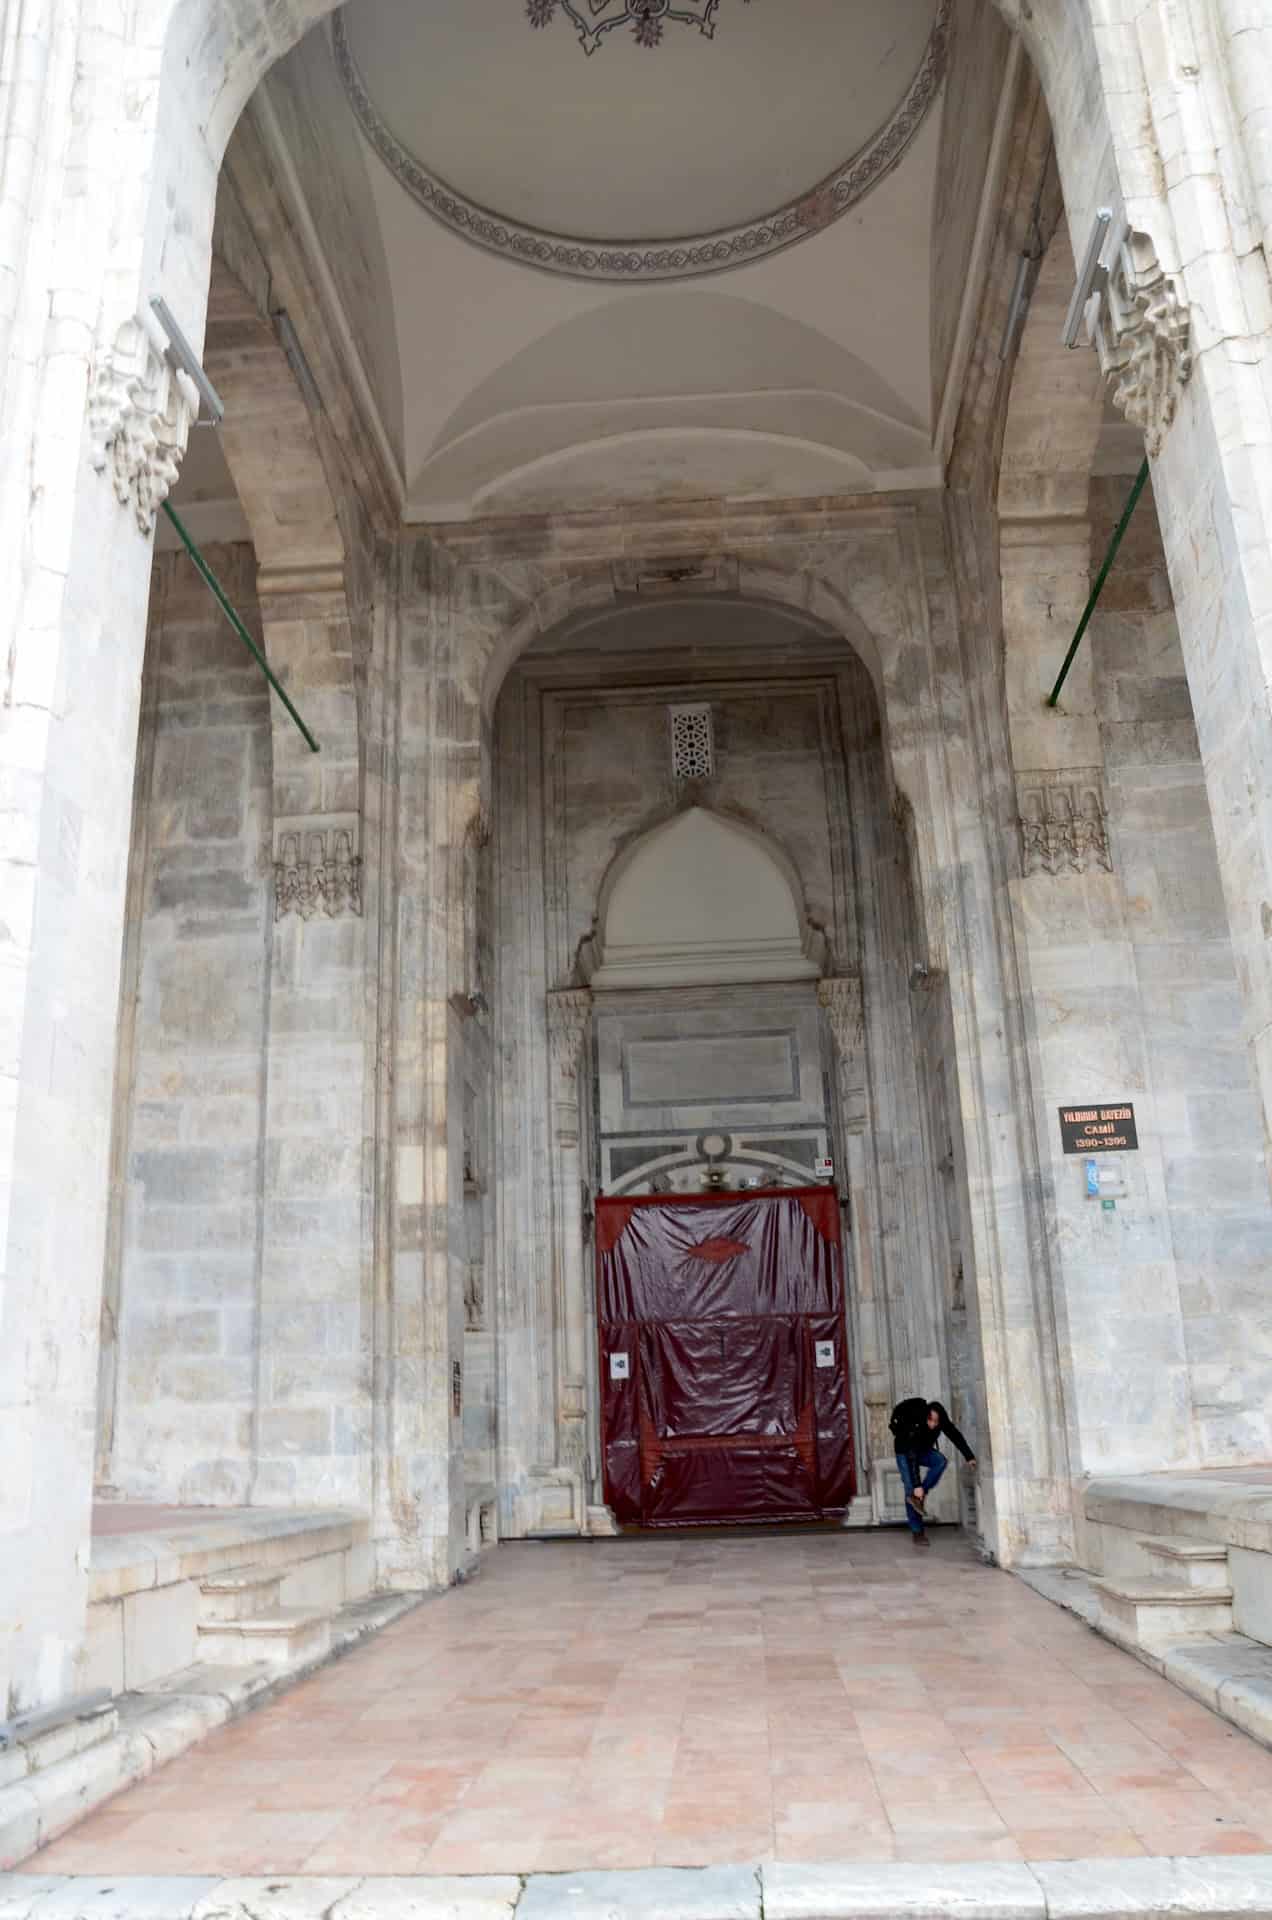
[912,1529,929,1548]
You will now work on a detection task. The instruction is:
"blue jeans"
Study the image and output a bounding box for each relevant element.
[896,1446,946,1533]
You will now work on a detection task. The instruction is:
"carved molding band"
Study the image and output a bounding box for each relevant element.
[547,988,592,1089]
[1091,229,1192,455]
[90,318,198,535]
[273,822,363,920]
[333,3,948,283]
[1017,768,1112,877]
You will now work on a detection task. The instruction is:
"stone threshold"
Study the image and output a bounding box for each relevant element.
[0,1593,422,1872]
[1020,1566,1272,1753]
[4,1859,1272,1919]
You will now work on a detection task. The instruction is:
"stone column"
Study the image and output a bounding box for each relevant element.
[384,537,476,1585]
[818,975,887,1505]
[540,987,593,1531]
[0,7,213,1712]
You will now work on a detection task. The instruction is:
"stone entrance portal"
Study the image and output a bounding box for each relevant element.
[596,1188,855,1528]
[495,601,962,1542]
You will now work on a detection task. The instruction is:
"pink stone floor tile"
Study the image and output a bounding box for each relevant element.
[1014,1828,1149,1860]
[773,1824,898,1863]
[24,1530,1272,1877]
[892,1833,1026,1864]
[23,1813,142,1872]
[654,1825,776,1867]
[1129,1826,1270,1857]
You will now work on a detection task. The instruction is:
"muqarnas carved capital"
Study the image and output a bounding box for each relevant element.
[547,987,592,1088]
[1092,229,1192,455]
[273,817,363,920]
[1017,768,1112,878]
[817,974,865,1057]
[819,974,867,1132]
[90,318,198,534]
[464,1261,485,1333]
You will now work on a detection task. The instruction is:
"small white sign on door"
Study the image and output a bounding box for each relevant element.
[814,1339,835,1369]
[609,1352,630,1382]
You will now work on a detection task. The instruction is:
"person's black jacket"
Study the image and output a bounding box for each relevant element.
[889,1396,975,1463]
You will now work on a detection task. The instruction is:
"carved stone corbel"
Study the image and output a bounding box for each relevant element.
[1091,229,1192,455]
[90,318,198,535]
[272,813,363,920]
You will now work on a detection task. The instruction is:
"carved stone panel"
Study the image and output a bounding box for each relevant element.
[273,815,363,920]
[1017,769,1112,878]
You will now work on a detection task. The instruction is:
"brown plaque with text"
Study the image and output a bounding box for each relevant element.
[1058,1103,1138,1153]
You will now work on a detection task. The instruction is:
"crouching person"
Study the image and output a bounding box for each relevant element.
[889,1397,976,1547]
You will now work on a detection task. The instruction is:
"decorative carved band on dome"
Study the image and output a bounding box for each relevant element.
[332,1,949,283]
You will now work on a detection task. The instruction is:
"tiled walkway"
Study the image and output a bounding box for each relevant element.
[32,1531,1272,1876]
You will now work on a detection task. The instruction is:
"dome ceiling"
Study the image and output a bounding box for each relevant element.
[223,0,1015,525]
[334,0,946,280]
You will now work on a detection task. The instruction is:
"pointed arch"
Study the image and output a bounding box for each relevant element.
[582,805,825,990]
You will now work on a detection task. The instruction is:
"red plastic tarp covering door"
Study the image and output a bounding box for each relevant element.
[596,1189,855,1527]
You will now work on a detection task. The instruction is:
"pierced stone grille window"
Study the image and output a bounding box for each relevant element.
[669,704,714,781]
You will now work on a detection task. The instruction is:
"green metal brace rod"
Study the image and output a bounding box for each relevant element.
[1046,455,1150,708]
[160,498,320,753]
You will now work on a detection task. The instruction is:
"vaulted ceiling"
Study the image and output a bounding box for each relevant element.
[174,0,1017,539]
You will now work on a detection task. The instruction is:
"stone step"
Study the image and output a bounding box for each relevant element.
[1092,1574,1234,1647]
[198,1564,284,1623]
[1138,1535,1230,1591]
[195,1607,332,1668]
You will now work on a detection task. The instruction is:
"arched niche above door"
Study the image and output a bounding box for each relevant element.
[582,806,825,990]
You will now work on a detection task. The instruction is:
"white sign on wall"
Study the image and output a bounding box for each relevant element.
[609,1352,630,1382]
[814,1340,835,1369]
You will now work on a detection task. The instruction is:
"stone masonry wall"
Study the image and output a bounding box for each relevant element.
[1090,478,1272,1463]
[102,546,273,1504]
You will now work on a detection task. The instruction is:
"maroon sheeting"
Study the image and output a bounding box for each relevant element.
[597,1190,855,1527]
